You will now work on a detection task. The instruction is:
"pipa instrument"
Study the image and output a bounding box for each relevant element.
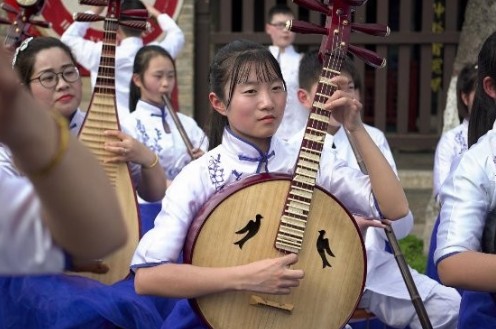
[75,0,148,285]
[0,0,49,51]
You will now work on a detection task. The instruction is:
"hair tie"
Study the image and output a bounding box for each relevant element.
[12,37,34,69]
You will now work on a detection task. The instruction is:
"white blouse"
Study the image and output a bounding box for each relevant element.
[0,165,65,274]
[269,45,309,142]
[433,119,468,198]
[435,129,496,264]
[123,100,207,181]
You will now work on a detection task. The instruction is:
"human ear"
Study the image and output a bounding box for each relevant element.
[132,73,143,88]
[209,92,227,116]
[461,92,470,107]
[482,76,496,100]
[297,88,312,109]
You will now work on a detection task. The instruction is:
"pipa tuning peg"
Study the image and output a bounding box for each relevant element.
[287,19,327,35]
[0,16,10,25]
[73,12,104,22]
[121,9,148,19]
[30,19,51,29]
[119,20,147,30]
[1,2,19,14]
[351,22,390,37]
[292,0,330,15]
[348,44,386,68]
[79,0,107,6]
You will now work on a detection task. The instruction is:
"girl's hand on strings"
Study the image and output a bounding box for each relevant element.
[104,130,154,166]
[238,253,304,295]
[325,76,364,133]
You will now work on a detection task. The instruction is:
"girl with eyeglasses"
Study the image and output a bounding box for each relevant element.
[10,36,166,204]
[0,36,170,329]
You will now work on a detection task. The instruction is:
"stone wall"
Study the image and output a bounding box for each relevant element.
[175,0,195,117]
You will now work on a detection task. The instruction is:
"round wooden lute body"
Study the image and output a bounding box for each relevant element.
[186,174,366,329]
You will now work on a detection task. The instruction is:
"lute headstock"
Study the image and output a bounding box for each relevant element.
[73,0,148,96]
[0,0,50,51]
[288,0,389,140]
[290,0,389,68]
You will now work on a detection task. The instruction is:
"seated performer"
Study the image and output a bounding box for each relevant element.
[125,45,208,233]
[132,39,409,329]
[0,37,171,329]
[0,41,126,275]
[426,62,477,282]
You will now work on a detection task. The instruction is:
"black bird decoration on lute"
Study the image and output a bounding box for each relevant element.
[234,214,263,249]
[316,230,335,268]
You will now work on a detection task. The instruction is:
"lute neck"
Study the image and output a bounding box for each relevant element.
[94,17,118,95]
[275,54,343,254]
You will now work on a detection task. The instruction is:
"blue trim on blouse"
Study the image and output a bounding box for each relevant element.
[435,251,460,267]
[225,127,275,173]
[131,261,171,271]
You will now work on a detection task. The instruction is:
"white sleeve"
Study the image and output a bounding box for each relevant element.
[0,145,18,177]
[152,14,185,59]
[434,149,492,264]
[433,132,454,198]
[0,174,65,274]
[318,154,380,219]
[60,17,103,73]
[131,158,213,268]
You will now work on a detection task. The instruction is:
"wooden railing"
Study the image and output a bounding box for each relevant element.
[194,0,466,151]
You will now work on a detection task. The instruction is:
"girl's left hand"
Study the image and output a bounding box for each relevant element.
[104,130,154,165]
[325,76,363,132]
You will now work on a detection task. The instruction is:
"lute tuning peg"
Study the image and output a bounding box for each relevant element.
[351,22,390,37]
[79,0,107,6]
[1,2,19,14]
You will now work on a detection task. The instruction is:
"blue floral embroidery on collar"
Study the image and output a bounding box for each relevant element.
[208,153,225,191]
[454,130,467,154]
[232,169,242,181]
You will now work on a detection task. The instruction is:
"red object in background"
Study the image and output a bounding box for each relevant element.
[7,0,183,111]
[2,0,44,50]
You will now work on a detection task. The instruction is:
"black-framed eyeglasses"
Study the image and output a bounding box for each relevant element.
[29,66,80,89]
[269,22,288,30]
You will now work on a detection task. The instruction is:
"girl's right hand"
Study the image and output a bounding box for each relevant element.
[326,76,364,133]
[239,253,304,294]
